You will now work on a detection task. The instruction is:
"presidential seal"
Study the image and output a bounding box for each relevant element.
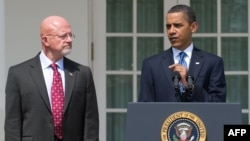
[161,111,206,141]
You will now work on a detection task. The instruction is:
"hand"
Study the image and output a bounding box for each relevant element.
[169,63,188,85]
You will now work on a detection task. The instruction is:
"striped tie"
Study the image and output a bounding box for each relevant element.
[178,52,187,93]
[179,52,187,67]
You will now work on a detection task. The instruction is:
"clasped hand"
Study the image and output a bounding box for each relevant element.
[169,63,188,86]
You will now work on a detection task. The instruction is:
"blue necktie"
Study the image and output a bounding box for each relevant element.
[179,52,187,67]
[178,52,187,93]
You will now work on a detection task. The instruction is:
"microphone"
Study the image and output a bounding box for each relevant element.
[172,71,181,91]
[186,75,194,92]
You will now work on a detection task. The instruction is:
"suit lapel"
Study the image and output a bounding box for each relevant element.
[63,58,76,113]
[28,55,78,114]
[189,47,203,82]
[161,47,203,85]
[29,55,51,112]
[161,49,176,87]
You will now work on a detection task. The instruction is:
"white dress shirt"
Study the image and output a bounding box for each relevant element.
[172,43,194,70]
[39,51,65,107]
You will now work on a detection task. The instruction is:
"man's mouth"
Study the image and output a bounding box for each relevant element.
[169,37,178,42]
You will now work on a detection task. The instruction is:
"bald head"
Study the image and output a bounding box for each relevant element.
[40,16,73,62]
[40,16,71,37]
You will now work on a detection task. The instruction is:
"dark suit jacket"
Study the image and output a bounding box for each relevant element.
[5,53,99,141]
[138,47,227,102]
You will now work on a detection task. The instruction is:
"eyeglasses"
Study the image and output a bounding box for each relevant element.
[46,33,75,40]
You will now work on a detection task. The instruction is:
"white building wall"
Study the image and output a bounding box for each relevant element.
[0,0,5,139]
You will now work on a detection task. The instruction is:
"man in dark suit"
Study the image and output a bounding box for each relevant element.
[5,16,99,141]
[138,5,226,102]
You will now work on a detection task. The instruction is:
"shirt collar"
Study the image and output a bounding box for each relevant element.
[172,43,194,59]
[39,51,64,70]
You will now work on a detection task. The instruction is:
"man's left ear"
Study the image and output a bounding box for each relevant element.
[191,22,198,33]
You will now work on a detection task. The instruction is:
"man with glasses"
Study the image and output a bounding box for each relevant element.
[5,15,99,141]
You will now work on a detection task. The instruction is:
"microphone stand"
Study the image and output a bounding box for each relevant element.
[172,72,182,100]
[181,75,194,102]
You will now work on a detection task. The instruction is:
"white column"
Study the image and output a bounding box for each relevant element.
[0,0,5,140]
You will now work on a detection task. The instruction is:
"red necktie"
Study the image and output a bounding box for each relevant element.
[51,63,64,139]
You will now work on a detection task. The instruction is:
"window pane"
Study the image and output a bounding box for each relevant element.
[192,37,217,54]
[137,37,163,70]
[107,75,133,108]
[242,113,249,124]
[137,0,163,33]
[107,113,126,141]
[107,0,133,32]
[226,75,248,109]
[221,0,248,33]
[107,37,133,70]
[191,0,217,33]
[221,37,248,71]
